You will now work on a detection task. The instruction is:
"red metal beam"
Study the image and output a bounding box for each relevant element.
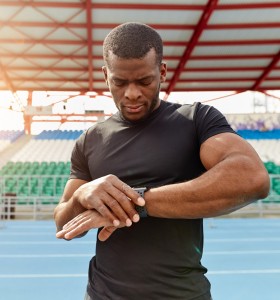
[207,23,280,29]
[0,53,89,59]
[197,40,280,46]
[0,21,196,30]
[1,86,280,93]
[2,21,280,30]
[0,21,86,29]
[164,0,219,98]
[201,90,246,103]
[0,61,26,110]
[0,60,16,91]
[168,87,280,92]
[0,1,83,8]
[0,2,204,10]
[0,78,245,84]
[1,1,280,10]
[260,91,280,102]
[90,3,204,10]
[11,78,93,82]
[7,65,280,71]
[3,38,280,47]
[11,77,280,83]
[8,66,88,72]
[2,53,276,60]
[86,0,93,91]
[9,65,280,74]
[216,3,280,9]
[0,38,87,45]
[183,54,273,60]
[252,49,280,90]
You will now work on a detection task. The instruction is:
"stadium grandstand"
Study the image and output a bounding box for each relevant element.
[0,0,280,220]
[1,3,280,300]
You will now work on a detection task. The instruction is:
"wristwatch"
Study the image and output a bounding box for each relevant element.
[133,187,148,218]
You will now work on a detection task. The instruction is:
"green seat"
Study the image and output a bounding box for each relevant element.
[17,198,29,205]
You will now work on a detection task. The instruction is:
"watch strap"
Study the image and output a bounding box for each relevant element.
[133,187,148,218]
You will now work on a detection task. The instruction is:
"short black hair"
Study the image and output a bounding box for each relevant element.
[103,22,163,66]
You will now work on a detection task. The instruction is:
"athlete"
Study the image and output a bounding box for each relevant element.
[54,22,270,300]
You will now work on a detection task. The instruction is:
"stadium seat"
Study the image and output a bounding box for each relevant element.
[0,161,69,199]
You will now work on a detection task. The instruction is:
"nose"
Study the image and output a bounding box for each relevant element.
[124,82,141,101]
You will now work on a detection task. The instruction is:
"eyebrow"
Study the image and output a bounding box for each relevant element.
[111,75,154,82]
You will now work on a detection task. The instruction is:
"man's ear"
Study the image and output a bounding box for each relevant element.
[160,62,167,83]
[102,66,108,85]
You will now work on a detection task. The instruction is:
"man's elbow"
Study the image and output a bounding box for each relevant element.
[254,169,270,200]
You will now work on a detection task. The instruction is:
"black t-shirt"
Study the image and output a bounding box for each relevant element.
[70,101,235,300]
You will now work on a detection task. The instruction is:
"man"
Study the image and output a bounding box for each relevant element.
[54,22,270,300]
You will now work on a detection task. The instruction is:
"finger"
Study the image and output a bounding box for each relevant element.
[89,175,142,224]
[89,177,133,226]
[61,216,92,240]
[98,226,118,242]
[58,210,112,240]
[77,179,121,226]
[64,221,89,240]
[117,182,145,206]
[62,210,93,232]
[64,213,104,240]
[106,189,140,223]
[56,229,67,239]
[105,179,143,217]
[62,209,120,230]
[104,176,143,205]
[102,193,134,226]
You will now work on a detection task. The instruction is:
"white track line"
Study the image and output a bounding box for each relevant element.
[0,241,95,245]
[0,274,87,278]
[205,250,280,255]
[1,269,280,279]
[1,250,280,258]
[0,254,92,258]
[208,269,280,275]
[205,237,280,242]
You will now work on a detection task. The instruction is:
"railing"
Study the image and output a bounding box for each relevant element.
[0,175,68,220]
[1,175,280,220]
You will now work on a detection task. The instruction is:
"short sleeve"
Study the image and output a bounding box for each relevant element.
[194,102,236,145]
[69,130,92,181]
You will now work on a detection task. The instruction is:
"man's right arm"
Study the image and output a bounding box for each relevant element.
[54,175,146,240]
[54,179,88,232]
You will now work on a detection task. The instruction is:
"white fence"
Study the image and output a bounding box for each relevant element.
[1,175,280,220]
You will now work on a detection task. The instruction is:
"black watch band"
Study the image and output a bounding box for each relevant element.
[133,187,148,218]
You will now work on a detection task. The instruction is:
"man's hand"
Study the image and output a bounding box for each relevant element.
[73,174,145,228]
[56,209,124,241]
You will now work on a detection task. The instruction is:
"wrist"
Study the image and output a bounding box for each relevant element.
[71,190,87,214]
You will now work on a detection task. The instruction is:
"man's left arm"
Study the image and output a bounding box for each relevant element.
[144,132,270,218]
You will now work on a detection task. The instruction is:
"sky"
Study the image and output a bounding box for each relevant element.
[0,90,280,135]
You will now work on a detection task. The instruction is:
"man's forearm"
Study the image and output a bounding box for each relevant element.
[54,197,86,231]
[145,154,269,219]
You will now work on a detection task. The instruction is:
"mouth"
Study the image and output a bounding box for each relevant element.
[124,104,144,114]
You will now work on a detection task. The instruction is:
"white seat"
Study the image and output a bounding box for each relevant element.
[11,140,76,162]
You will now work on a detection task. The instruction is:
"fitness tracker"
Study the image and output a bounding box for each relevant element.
[133,187,148,218]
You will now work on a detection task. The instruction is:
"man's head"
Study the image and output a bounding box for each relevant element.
[103,22,163,68]
[102,23,167,123]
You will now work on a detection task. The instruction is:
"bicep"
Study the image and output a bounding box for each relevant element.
[200,132,263,170]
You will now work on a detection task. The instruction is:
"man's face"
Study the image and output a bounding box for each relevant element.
[102,49,167,122]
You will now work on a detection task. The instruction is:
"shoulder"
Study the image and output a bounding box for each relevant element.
[77,116,115,140]
[178,102,236,144]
